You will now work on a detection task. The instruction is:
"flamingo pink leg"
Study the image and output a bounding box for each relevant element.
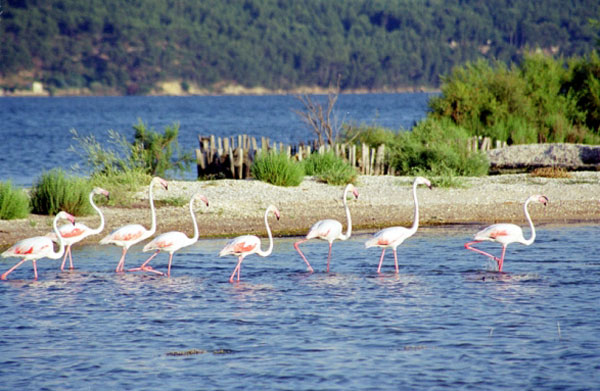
[326,243,333,273]
[229,256,244,283]
[68,247,74,269]
[293,240,315,272]
[1,259,28,280]
[32,260,38,280]
[128,251,164,275]
[115,248,128,273]
[465,241,505,271]
[166,254,175,277]
[60,247,69,271]
[377,249,386,273]
[393,249,399,273]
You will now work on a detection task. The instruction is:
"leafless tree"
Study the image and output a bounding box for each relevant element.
[293,79,342,147]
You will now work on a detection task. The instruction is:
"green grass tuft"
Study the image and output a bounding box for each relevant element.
[303,151,357,185]
[30,169,93,216]
[0,181,31,220]
[251,151,304,187]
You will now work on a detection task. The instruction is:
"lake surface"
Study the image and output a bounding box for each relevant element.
[1,224,598,390]
[0,93,433,186]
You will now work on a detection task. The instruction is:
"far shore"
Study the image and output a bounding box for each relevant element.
[1,174,598,249]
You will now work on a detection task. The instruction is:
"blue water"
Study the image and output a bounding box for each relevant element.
[0,93,433,186]
[1,224,598,390]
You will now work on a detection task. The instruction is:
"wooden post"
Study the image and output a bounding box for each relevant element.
[237,148,244,179]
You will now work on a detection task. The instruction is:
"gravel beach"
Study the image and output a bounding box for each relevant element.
[1,173,599,249]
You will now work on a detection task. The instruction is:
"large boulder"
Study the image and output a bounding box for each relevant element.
[487,143,600,172]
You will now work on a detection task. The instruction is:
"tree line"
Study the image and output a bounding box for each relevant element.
[1,0,599,94]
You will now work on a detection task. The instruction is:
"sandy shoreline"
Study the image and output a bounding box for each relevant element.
[1,173,599,249]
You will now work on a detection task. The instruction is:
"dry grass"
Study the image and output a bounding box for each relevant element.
[530,166,572,178]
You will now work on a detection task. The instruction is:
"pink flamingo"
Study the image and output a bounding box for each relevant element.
[100,177,168,273]
[294,183,359,273]
[1,211,76,280]
[365,176,431,273]
[128,193,209,277]
[47,187,110,271]
[464,194,548,272]
[219,205,280,283]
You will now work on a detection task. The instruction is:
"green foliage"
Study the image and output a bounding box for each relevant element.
[71,119,191,178]
[88,170,151,207]
[303,151,357,185]
[251,151,304,187]
[30,169,93,216]
[2,0,599,93]
[563,51,600,133]
[0,182,31,220]
[131,119,192,177]
[429,53,600,144]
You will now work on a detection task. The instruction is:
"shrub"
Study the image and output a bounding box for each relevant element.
[0,182,30,220]
[89,169,151,207]
[251,151,304,186]
[303,151,357,185]
[387,118,489,177]
[30,169,93,216]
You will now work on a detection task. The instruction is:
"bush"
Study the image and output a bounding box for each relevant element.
[387,118,489,177]
[30,169,93,216]
[0,182,30,220]
[251,151,304,186]
[303,151,357,185]
[428,54,600,145]
[89,169,152,207]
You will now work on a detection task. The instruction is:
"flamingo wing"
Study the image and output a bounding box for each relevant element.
[306,219,342,241]
[474,223,523,244]
[366,226,412,248]
[143,231,190,253]
[219,235,260,257]
[100,224,147,245]
[2,236,54,259]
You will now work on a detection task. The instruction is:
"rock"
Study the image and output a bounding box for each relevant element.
[487,143,600,172]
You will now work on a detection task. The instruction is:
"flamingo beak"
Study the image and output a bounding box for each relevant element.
[353,189,359,199]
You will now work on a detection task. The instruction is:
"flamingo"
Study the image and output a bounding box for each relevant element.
[464,194,549,272]
[100,177,168,273]
[128,193,209,277]
[294,183,359,273]
[365,176,432,273]
[47,187,110,271]
[1,211,76,280]
[219,205,280,283]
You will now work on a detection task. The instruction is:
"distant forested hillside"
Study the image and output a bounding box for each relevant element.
[1,0,598,94]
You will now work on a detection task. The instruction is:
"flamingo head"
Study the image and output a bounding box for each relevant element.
[193,193,209,208]
[344,183,359,200]
[153,177,169,191]
[93,187,110,200]
[415,176,432,189]
[537,195,549,206]
[267,205,281,220]
[56,211,76,225]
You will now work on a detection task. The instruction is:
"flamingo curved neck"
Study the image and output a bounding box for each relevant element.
[522,198,536,245]
[340,186,353,240]
[49,214,67,259]
[257,208,274,257]
[148,180,158,235]
[408,180,420,235]
[89,191,105,235]
[188,198,199,243]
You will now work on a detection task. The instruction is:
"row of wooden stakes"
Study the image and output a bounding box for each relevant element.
[195,134,504,179]
[195,135,388,179]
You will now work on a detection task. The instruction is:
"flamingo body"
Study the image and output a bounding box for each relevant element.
[2,212,75,280]
[129,193,209,276]
[220,205,280,283]
[294,184,359,273]
[465,194,548,272]
[100,177,168,273]
[365,176,431,273]
[48,187,109,270]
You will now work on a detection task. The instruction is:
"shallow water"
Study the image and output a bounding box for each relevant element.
[1,225,599,390]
